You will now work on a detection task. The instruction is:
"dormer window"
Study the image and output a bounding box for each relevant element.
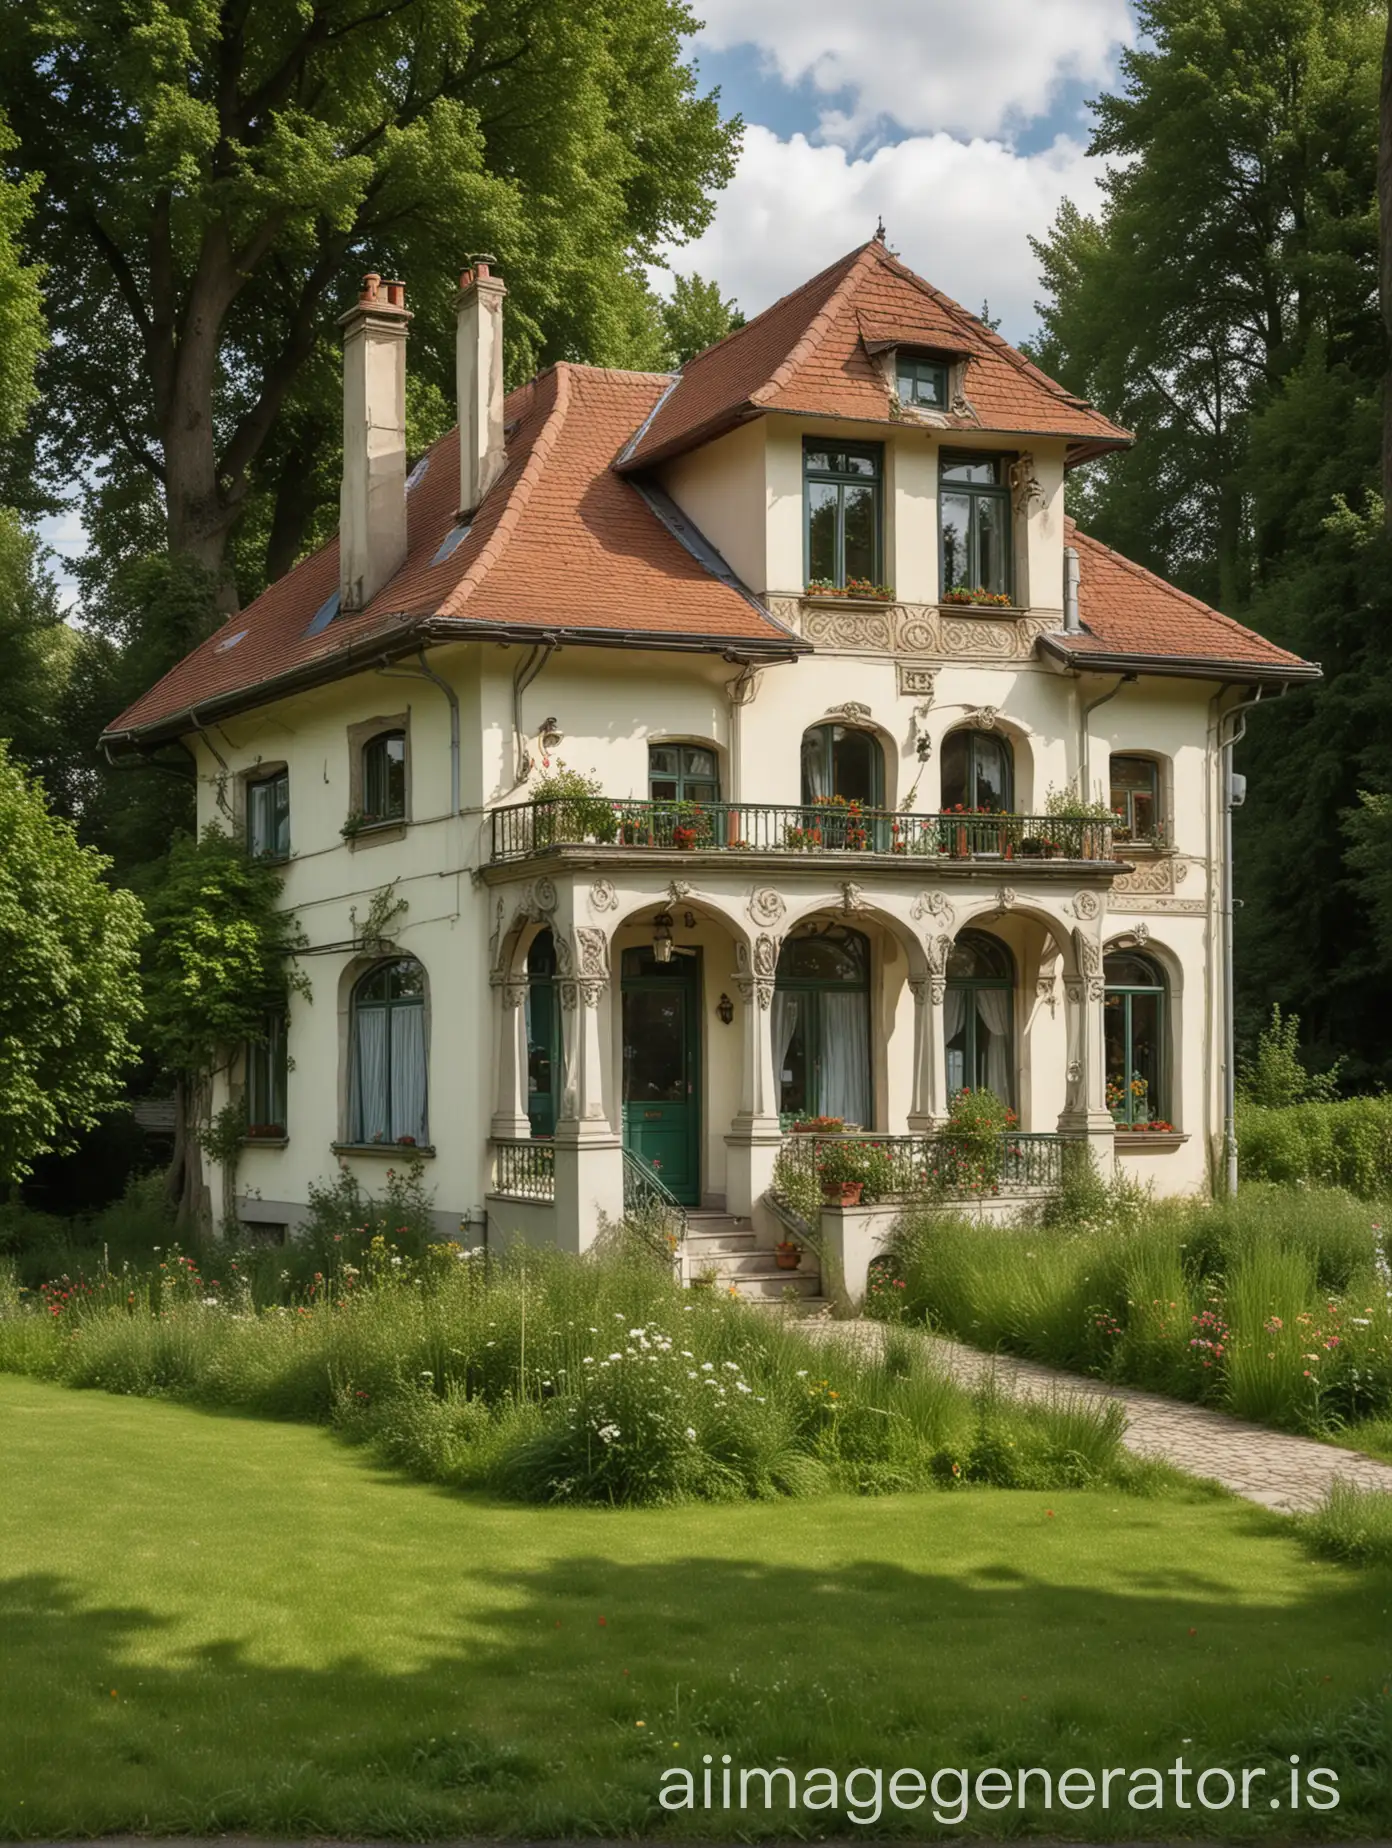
[896,355,948,409]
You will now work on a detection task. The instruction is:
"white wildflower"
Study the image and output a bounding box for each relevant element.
[597,1423,621,1444]
[685,1427,697,1442]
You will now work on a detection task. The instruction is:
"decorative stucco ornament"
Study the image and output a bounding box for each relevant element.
[588,878,618,913]
[911,890,954,928]
[1072,890,1101,921]
[840,881,866,912]
[747,887,786,928]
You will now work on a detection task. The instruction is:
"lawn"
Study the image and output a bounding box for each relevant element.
[3,1375,1391,1839]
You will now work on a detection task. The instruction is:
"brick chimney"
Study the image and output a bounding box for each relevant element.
[339,272,411,611]
[456,256,507,516]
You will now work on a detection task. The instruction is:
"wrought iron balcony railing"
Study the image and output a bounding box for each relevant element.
[489,798,1114,865]
[779,1130,1066,1202]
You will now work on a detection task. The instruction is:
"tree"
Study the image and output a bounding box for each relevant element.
[143,825,309,1226]
[0,740,146,1185]
[0,0,740,603]
[0,108,43,451]
[1030,0,1380,603]
[659,271,743,366]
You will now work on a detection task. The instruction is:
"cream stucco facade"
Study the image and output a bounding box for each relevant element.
[196,413,1236,1261]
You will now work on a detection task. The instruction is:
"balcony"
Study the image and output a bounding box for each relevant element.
[488,797,1117,868]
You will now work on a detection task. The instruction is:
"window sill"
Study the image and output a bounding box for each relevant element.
[801,593,898,609]
[1114,1131,1188,1152]
[937,601,1026,618]
[241,1135,289,1150]
[343,820,407,850]
[332,1141,435,1159]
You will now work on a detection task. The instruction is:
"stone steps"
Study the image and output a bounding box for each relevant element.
[681,1210,823,1301]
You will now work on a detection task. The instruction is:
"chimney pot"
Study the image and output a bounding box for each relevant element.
[361,271,381,304]
[386,279,406,308]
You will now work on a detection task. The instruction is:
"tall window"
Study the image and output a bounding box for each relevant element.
[801,725,884,807]
[248,770,289,859]
[526,931,560,1139]
[362,731,406,823]
[804,442,882,588]
[246,1014,287,1136]
[941,729,1013,811]
[774,925,871,1127]
[649,744,720,804]
[1105,952,1168,1127]
[897,355,948,409]
[945,930,1014,1106]
[940,453,1011,598]
[1110,755,1160,842]
[349,958,428,1145]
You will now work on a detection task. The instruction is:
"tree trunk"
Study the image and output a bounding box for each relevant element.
[166,1072,212,1235]
[263,435,329,586]
[1380,0,1392,518]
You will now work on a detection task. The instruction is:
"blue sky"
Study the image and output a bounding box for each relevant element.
[43,2,1137,606]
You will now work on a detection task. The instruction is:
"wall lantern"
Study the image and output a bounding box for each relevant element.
[652,911,674,963]
[716,992,735,1025]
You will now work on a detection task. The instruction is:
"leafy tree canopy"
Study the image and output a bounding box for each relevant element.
[0,740,147,1184]
[0,0,741,599]
[659,271,743,365]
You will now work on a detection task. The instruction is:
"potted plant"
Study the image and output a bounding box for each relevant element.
[671,823,698,849]
[816,1138,875,1206]
[942,585,976,605]
[790,1115,845,1134]
[774,1238,802,1270]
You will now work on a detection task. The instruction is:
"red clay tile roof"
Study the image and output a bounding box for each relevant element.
[1047,522,1319,679]
[619,239,1131,469]
[105,366,803,741]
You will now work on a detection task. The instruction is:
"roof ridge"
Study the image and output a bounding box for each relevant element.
[1066,520,1301,657]
[439,364,572,619]
[565,362,676,383]
[752,243,881,408]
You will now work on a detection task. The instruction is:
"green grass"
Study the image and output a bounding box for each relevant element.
[3,1375,1392,1839]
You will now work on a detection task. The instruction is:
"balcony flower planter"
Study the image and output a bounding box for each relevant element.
[671,826,698,850]
[774,1241,802,1270]
[822,1181,864,1207]
[791,1116,845,1134]
[805,578,896,601]
[943,586,1014,608]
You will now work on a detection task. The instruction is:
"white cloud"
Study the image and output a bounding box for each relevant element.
[693,0,1132,143]
[658,125,1104,343]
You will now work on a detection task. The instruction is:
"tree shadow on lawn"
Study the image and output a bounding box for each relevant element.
[1,1517,1391,1841]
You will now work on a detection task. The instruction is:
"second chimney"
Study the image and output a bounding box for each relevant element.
[339,272,411,612]
[457,256,507,516]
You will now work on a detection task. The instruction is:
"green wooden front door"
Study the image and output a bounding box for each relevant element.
[621,947,700,1206]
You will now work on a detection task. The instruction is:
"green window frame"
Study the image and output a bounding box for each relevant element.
[362,731,406,823]
[247,769,289,860]
[774,924,872,1126]
[896,355,948,408]
[944,930,1015,1107]
[1104,952,1168,1127]
[246,1013,287,1136]
[940,452,1012,599]
[800,724,884,808]
[804,441,882,589]
[526,929,560,1139]
[1110,755,1160,842]
[940,728,1013,812]
[648,743,720,804]
[349,957,428,1145]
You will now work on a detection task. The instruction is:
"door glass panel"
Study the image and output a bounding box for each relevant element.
[806,482,839,581]
[781,1009,812,1117]
[831,726,879,804]
[1129,991,1162,1123]
[1104,994,1128,1122]
[622,992,685,1103]
[972,736,1009,810]
[842,483,876,580]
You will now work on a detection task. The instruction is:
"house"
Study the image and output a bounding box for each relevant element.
[103,237,1318,1290]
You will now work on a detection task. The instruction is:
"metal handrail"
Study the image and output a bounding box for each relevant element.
[620,1148,688,1275]
[489,797,1113,865]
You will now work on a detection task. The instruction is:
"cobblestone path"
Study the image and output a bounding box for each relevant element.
[805,1319,1392,1513]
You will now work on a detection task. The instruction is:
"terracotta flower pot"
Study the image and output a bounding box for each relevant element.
[822,1181,864,1207]
[775,1246,802,1270]
[672,827,697,850]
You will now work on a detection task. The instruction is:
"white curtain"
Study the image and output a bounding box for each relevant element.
[772,990,800,1094]
[352,1007,389,1142]
[820,992,871,1127]
[944,984,968,1096]
[390,1004,428,1143]
[974,986,1014,1107]
[801,734,830,802]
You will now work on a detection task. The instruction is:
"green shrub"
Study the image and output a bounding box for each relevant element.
[1239,1097,1392,1197]
[1240,1004,1342,1107]
[1299,1481,1392,1567]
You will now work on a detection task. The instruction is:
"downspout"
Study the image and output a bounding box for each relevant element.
[724,659,759,803]
[1078,675,1132,802]
[1217,683,1283,1199]
[511,639,555,786]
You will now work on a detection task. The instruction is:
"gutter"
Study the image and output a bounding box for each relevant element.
[101,613,807,752]
[1039,637,1322,686]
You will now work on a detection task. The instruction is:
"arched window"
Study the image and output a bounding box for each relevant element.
[774,924,871,1126]
[945,929,1015,1105]
[1109,755,1160,842]
[941,729,1013,812]
[349,957,427,1145]
[1105,952,1168,1126]
[526,930,559,1138]
[801,725,883,807]
[362,730,406,823]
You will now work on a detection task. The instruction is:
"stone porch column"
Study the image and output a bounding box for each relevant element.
[725,932,783,1218]
[490,976,533,1139]
[1056,927,1116,1170]
[552,926,623,1253]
